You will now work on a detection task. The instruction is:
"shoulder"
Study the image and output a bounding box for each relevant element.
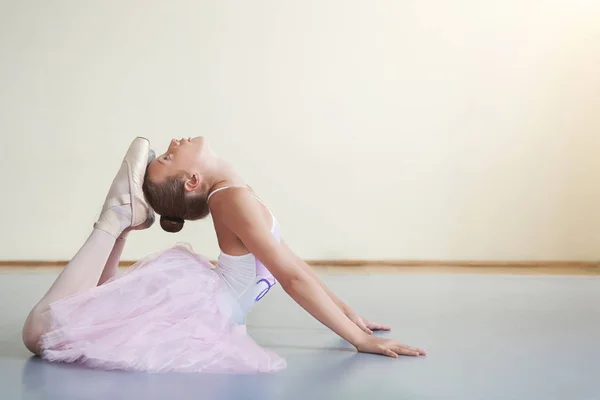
[209,187,254,212]
[209,187,265,228]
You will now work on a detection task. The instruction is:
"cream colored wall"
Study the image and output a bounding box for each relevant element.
[1,1,599,261]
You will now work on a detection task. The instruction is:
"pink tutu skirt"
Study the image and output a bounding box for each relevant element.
[39,244,286,374]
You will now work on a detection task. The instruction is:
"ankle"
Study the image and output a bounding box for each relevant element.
[117,229,131,241]
[94,206,131,238]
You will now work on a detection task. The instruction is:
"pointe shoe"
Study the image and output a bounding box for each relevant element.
[129,147,156,232]
[94,137,155,237]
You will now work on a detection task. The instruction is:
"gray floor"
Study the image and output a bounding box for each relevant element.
[1,270,599,400]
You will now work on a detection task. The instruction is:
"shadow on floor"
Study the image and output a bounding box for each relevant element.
[19,348,371,400]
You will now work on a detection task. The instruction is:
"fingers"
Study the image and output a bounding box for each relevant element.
[404,345,427,355]
[358,336,427,358]
[383,349,398,358]
[356,320,373,335]
[394,346,419,357]
[396,344,427,357]
[367,322,391,331]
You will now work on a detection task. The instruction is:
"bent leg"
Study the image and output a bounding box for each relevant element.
[22,228,117,354]
[97,231,129,286]
[22,137,154,355]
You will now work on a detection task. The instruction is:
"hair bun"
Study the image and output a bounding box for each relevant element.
[160,215,185,233]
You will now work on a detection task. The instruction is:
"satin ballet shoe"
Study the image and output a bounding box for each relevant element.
[128,147,156,232]
[94,137,155,237]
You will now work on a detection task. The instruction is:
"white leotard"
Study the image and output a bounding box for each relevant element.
[208,186,280,324]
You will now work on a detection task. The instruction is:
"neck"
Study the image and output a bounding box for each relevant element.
[204,156,246,193]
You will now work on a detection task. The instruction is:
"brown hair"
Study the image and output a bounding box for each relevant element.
[142,171,210,233]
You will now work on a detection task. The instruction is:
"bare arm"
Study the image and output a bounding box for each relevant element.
[217,193,367,347]
[215,191,426,357]
[280,240,352,313]
[280,239,391,334]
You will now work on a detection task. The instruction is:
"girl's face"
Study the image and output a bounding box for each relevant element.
[146,136,208,183]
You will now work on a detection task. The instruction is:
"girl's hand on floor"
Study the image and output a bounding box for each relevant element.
[355,335,427,358]
[346,312,391,335]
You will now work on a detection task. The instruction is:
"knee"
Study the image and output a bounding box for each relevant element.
[22,307,48,355]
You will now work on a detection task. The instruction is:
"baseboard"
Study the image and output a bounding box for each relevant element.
[1,260,598,268]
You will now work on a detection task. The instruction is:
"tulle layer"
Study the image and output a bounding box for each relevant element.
[39,244,286,374]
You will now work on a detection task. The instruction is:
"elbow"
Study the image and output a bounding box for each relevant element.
[268,254,310,291]
[278,271,307,292]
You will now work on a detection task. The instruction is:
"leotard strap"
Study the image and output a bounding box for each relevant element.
[207,186,239,202]
[207,185,276,226]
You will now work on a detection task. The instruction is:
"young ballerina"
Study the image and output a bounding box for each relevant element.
[21,137,426,374]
